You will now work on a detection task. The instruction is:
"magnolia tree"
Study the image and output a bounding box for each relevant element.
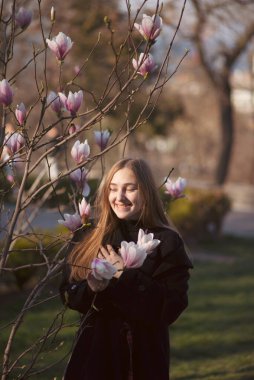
[0,1,188,378]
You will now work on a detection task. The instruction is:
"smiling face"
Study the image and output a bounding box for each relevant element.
[108,167,144,220]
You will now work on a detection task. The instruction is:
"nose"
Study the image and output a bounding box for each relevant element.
[116,189,125,201]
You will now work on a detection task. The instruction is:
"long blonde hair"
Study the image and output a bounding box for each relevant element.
[68,158,170,280]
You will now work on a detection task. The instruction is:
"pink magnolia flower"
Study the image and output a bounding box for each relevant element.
[47,91,63,114]
[69,123,81,135]
[0,79,13,106]
[134,14,163,42]
[91,258,117,280]
[70,168,90,197]
[4,133,25,155]
[58,213,82,231]
[46,32,73,61]
[132,53,157,78]
[94,130,110,151]
[119,241,147,268]
[58,90,83,116]
[137,229,160,253]
[164,177,187,199]
[71,139,90,164]
[78,197,91,223]
[15,7,33,30]
[15,103,26,125]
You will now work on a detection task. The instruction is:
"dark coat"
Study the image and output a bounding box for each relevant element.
[59,220,193,380]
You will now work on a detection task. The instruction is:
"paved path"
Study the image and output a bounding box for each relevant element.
[0,206,61,238]
[222,210,254,238]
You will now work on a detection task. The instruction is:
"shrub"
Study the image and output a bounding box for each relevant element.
[7,233,64,289]
[167,188,231,240]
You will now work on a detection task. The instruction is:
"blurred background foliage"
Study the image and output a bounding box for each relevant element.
[167,188,231,240]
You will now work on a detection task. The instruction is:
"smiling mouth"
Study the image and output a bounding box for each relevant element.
[115,204,131,209]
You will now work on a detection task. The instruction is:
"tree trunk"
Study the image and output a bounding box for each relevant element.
[215,79,234,185]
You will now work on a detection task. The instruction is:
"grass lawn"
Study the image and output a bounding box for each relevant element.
[0,289,78,379]
[170,235,254,380]
[1,235,254,379]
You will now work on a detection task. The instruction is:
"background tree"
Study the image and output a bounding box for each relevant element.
[166,0,254,184]
[67,0,126,102]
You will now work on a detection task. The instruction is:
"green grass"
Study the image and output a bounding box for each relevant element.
[1,235,254,379]
[0,282,79,379]
[170,235,254,380]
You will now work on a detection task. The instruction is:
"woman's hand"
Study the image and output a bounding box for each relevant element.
[98,245,124,279]
[87,272,109,292]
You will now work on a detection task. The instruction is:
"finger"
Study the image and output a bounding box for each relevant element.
[100,245,109,258]
[98,252,104,259]
[107,245,116,255]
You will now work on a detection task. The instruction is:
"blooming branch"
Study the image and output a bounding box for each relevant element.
[119,241,147,268]
[46,32,73,61]
[71,140,90,164]
[137,229,161,253]
[69,123,81,135]
[120,229,160,268]
[4,133,25,155]
[94,130,111,151]
[78,198,91,224]
[15,103,26,125]
[70,168,90,197]
[15,7,33,30]
[58,213,82,231]
[0,79,13,106]
[91,258,117,280]
[164,177,187,199]
[134,14,163,42]
[47,91,63,114]
[132,53,157,78]
[58,90,83,116]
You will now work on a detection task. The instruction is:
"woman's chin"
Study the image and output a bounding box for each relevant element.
[114,211,131,219]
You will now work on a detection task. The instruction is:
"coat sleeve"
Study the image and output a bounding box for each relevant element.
[107,232,192,326]
[59,262,94,314]
[59,261,117,314]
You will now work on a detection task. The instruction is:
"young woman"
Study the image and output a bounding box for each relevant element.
[60,158,192,380]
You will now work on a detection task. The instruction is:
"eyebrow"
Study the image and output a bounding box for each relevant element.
[110,182,138,186]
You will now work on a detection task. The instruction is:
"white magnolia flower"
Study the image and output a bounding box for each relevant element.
[119,241,147,268]
[71,139,90,164]
[58,213,82,231]
[78,198,91,221]
[137,228,160,253]
[91,258,117,280]
[164,177,187,199]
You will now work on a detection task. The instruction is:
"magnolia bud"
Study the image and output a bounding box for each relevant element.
[0,79,13,107]
[50,6,55,22]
